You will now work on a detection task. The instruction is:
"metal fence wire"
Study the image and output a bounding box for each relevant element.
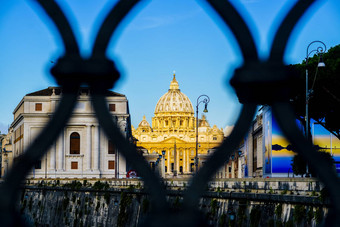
[0,0,339,226]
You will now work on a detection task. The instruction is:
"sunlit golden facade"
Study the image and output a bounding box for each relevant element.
[132,74,224,176]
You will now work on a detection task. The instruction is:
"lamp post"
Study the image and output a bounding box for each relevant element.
[305,40,326,176]
[195,95,210,173]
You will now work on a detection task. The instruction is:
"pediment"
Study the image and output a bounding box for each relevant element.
[161,136,187,144]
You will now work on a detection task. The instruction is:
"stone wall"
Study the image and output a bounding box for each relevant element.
[18,179,329,226]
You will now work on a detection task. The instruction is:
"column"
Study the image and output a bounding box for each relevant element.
[186,148,191,172]
[49,142,56,170]
[183,149,186,172]
[176,149,179,173]
[167,148,170,173]
[231,161,235,178]
[86,124,92,171]
[93,125,100,171]
[57,130,64,171]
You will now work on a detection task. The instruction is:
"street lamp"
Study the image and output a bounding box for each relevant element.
[305,40,326,176]
[195,95,210,173]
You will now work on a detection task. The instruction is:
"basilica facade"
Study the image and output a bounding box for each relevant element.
[132,74,224,177]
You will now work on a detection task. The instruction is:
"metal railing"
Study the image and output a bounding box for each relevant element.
[0,0,339,226]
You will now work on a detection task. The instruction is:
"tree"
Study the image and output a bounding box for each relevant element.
[291,149,335,177]
[291,153,306,176]
[289,44,340,139]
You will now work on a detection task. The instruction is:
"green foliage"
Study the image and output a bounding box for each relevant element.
[218,213,226,227]
[319,187,330,202]
[73,218,78,227]
[93,181,110,190]
[275,220,283,227]
[285,219,293,227]
[64,180,82,190]
[117,192,133,227]
[290,44,340,137]
[268,187,274,194]
[237,199,247,226]
[307,207,314,224]
[128,185,135,191]
[281,189,288,195]
[291,154,306,176]
[104,192,111,205]
[310,151,336,177]
[250,206,261,227]
[275,204,282,220]
[96,201,100,212]
[267,218,274,227]
[173,196,181,210]
[315,207,323,224]
[210,199,218,216]
[72,195,76,203]
[293,204,305,224]
[311,190,317,196]
[63,197,69,210]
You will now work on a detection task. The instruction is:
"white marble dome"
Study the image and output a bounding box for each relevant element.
[154,75,194,114]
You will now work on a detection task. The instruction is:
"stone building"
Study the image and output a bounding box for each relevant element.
[1,130,13,177]
[132,74,224,177]
[10,87,131,179]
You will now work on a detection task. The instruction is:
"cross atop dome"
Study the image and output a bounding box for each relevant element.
[170,71,179,90]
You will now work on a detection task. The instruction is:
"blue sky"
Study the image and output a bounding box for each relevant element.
[1,0,340,133]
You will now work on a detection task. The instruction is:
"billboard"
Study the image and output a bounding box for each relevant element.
[270,113,340,175]
[271,116,296,174]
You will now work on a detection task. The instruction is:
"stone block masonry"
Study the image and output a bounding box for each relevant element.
[18,179,329,226]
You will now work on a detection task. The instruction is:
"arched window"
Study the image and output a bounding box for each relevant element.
[70,132,80,154]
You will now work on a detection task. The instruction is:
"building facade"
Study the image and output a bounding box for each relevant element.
[132,74,224,177]
[10,87,131,179]
[1,130,13,177]
[237,106,340,178]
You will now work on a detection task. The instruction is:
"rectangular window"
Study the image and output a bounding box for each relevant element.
[108,160,115,169]
[70,133,80,154]
[34,160,41,169]
[253,137,258,172]
[213,137,217,140]
[71,162,78,169]
[171,163,174,172]
[109,104,116,112]
[108,140,115,154]
[35,103,42,111]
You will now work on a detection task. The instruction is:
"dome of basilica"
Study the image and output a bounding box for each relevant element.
[154,74,194,114]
